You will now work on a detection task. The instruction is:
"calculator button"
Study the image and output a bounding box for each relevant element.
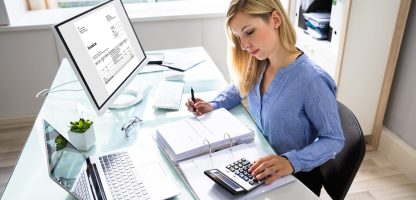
[221,158,264,192]
[242,161,250,166]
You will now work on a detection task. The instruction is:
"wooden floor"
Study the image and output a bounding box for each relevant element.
[1,126,416,199]
[0,126,32,197]
[320,151,416,199]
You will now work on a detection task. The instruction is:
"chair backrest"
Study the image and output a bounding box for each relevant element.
[320,101,366,200]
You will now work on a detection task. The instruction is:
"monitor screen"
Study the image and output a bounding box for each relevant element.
[53,0,147,115]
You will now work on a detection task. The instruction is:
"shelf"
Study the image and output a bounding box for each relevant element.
[295,27,338,80]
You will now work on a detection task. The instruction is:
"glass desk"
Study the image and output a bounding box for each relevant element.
[2,47,318,200]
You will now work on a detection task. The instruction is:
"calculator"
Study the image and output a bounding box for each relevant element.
[204,158,264,195]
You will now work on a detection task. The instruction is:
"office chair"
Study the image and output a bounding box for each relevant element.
[319,101,366,200]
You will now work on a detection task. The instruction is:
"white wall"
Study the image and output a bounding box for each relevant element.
[0,16,228,120]
[0,29,60,119]
[384,2,416,149]
[336,0,401,136]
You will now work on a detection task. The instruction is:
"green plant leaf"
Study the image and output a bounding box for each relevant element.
[69,118,93,133]
[55,135,68,151]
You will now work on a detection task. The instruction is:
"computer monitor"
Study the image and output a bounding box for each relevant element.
[53,0,147,115]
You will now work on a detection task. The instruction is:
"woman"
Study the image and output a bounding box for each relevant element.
[185,0,344,196]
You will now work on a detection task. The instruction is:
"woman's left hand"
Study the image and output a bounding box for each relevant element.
[249,155,294,184]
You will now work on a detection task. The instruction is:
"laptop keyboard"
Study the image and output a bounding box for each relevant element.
[153,81,184,110]
[73,171,92,200]
[99,152,150,200]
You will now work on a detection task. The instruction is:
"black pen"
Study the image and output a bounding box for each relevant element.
[191,87,196,112]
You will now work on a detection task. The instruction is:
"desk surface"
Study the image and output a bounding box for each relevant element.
[2,47,318,200]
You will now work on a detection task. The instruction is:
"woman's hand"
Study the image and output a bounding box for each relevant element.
[185,97,213,116]
[249,155,294,184]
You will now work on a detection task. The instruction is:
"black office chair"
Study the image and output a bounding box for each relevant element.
[319,101,366,200]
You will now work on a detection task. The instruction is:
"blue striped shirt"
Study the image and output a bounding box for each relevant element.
[210,53,345,173]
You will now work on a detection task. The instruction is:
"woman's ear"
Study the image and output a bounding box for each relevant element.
[270,10,282,30]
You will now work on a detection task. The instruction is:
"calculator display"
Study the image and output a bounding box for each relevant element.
[204,169,245,194]
[204,158,264,195]
[212,170,241,190]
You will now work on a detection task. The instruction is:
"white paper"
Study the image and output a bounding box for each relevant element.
[162,52,205,71]
[156,108,255,162]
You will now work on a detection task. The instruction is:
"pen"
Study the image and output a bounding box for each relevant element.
[191,87,196,112]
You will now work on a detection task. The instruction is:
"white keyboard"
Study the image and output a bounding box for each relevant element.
[153,81,184,110]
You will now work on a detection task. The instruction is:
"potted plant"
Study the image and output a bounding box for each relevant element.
[67,118,95,151]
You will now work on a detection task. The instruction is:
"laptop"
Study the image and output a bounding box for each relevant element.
[42,120,180,200]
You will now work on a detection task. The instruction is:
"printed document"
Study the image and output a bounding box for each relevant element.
[155,108,255,163]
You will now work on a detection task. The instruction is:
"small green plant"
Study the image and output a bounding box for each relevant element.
[55,135,68,151]
[69,118,93,133]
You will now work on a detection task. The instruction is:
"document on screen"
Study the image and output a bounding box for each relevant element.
[74,4,139,92]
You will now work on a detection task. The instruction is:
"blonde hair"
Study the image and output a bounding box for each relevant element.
[226,0,297,96]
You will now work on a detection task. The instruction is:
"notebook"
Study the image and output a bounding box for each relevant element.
[177,143,296,200]
[155,108,255,164]
[42,120,180,200]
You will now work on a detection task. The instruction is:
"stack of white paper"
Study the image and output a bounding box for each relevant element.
[155,108,255,164]
[303,12,331,39]
[303,12,331,28]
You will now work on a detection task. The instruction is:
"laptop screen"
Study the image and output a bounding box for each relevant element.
[43,120,87,197]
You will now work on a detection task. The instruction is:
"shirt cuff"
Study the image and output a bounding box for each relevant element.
[209,101,220,110]
[281,155,295,174]
[282,150,301,173]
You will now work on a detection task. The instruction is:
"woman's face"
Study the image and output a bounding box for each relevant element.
[229,12,280,60]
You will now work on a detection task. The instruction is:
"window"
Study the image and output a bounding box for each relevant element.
[58,0,148,8]
[30,0,184,10]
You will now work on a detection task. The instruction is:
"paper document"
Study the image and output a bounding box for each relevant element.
[139,64,167,74]
[303,12,330,28]
[162,52,205,71]
[155,108,255,163]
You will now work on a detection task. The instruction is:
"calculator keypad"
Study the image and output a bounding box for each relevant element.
[225,158,263,189]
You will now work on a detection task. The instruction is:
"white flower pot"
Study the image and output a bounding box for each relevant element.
[68,127,96,151]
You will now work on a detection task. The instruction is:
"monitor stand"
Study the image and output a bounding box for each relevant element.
[75,89,143,121]
[109,89,143,109]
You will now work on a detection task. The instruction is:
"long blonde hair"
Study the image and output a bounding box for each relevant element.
[226,0,297,96]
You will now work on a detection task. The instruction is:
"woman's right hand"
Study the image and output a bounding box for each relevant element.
[185,97,213,116]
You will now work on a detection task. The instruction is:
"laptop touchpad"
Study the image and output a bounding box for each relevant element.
[138,161,179,199]
[139,161,167,180]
